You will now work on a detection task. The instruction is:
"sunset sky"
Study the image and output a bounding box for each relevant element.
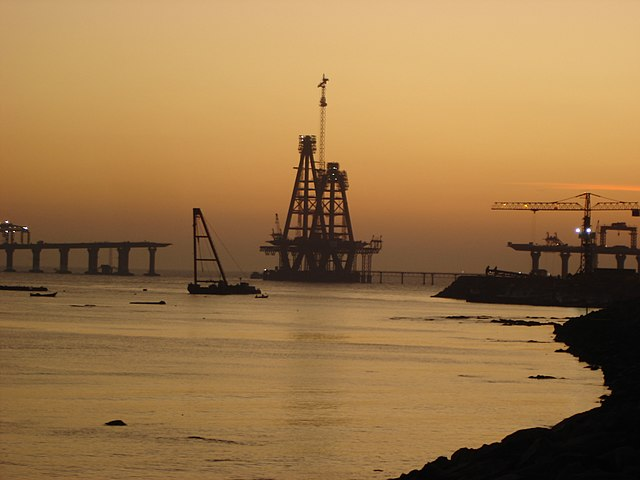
[1,0,639,276]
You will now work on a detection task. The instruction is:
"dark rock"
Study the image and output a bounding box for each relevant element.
[390,298,640,480]
[492,319,555,327]
[104,419,127,426]
[187,435,241,445]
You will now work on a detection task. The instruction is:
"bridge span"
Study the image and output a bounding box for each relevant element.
[0,241,171,276]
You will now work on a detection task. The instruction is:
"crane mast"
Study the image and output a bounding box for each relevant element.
[317,74,329,171]
[493,192,640,273]
[1,220,30,244]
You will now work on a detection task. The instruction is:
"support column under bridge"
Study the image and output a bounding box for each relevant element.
[0,241,171,275]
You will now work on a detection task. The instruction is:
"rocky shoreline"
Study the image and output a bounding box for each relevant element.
[392,299,640,480]
[434,273,640,308]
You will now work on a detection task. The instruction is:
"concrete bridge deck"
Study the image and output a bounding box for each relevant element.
[0,241,171,276]
[508,242,640,277]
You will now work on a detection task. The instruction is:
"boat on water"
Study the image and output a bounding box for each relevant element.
[30,291,57,297]
[187,208,261,296]
[1,285,48,292]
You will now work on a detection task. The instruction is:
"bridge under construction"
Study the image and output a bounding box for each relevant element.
[260,76,381,282]
[493,193,640,276]
[2,220,170,275]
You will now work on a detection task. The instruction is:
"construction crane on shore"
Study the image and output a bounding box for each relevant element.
[492,192,640,273]
[1,220,30,244]
[317,74,329,171]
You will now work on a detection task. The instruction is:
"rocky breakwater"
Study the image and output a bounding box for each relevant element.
[392,299,640,480]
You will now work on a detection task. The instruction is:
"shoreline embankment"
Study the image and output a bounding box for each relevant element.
[392,299,640,480]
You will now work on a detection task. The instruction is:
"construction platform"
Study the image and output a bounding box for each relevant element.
[260,77,381,283]
[260,135,382,283]
[508,242,640,277]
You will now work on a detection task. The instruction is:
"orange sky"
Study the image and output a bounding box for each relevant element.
[1,0,639,275]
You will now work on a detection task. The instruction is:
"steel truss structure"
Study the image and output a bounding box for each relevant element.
[261,135,381,282]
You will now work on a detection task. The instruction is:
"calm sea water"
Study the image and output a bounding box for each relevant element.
[0,273,605,480]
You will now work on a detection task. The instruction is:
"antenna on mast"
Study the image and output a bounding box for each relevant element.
[317,74,329,170]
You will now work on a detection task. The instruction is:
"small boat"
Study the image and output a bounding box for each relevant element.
[188,281,261,295]
[130,300,166,305]
[187,208,261,296]
[255,293,269,299]
[1,285,48,292]
[30,292,57,297]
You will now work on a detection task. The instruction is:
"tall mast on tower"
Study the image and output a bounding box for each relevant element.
[259,77,383,283]
[317,74,329,171]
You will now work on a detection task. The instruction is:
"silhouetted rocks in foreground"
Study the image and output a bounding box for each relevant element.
[392,299,640,480]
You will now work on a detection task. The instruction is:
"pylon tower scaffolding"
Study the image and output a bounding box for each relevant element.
[260,77,381,282]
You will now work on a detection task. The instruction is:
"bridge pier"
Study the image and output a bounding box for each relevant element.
[4,246,16,272]
[1,241,170,274]
[530,251,541,274]
[117,246,133,276]
[29,246,43,273]
[86,247,99,274]
[616,253,627,270]
[421,273,436,285]
[560,252,571,278]
[57,247,71,273]
[637,255,640,273]
[144,246,159,276]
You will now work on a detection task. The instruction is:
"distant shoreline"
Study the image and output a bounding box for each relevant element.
[392,299,640,479]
